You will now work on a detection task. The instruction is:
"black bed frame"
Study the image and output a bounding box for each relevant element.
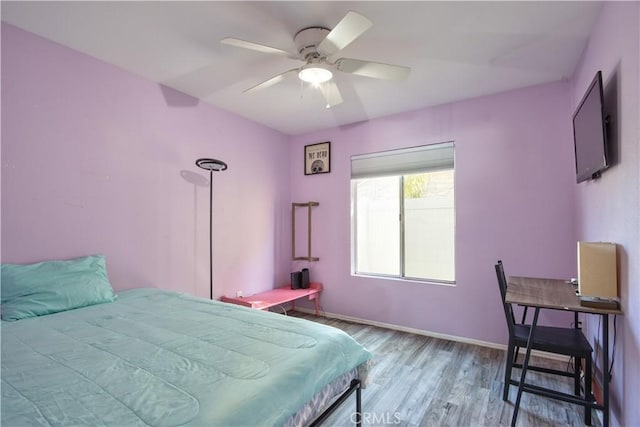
[309,379,362,426]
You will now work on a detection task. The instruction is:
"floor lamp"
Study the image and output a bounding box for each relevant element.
[196,158,228,299]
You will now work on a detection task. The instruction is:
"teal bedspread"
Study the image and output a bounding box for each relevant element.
[1,288,372,426]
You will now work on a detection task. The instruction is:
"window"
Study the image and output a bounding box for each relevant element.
[351,142,455,283]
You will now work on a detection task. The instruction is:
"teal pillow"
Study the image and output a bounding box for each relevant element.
[1,255,116,321]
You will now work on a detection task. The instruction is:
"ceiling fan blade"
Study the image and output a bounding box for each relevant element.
[319,80,343,108]
[318,11,373,55]
[244,69,298,94]
[335,58,411,80]
[221,38,291,57]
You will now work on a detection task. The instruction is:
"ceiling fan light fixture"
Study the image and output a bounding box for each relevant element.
[298,64,333,85]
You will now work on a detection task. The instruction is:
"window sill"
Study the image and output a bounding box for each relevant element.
[352,273,456,287]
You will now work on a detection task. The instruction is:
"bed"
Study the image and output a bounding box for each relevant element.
[1,256,372,426]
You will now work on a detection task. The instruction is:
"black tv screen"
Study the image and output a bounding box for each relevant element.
[573,70,609,183]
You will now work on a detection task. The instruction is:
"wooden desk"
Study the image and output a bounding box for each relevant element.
[221,282,323,315]
[506,276,622,427]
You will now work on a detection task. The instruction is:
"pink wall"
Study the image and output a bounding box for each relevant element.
[1,23,292,300]
[290,80,578,344]
[570,2,639,426]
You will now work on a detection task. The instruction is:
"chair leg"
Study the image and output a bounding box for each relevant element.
[585,356,593,426]
[574,356,582,396]
[504,342,515,401]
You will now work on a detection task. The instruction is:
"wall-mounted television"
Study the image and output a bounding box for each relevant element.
[573,70,609,183]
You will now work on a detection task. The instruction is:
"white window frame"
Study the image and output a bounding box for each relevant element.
[350,142,455,284]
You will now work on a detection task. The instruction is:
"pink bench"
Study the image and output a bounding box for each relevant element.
[221,282,323,315]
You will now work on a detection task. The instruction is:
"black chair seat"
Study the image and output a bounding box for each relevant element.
[513,324,593,357]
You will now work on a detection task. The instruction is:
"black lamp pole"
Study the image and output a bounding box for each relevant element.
[195,158,228,299]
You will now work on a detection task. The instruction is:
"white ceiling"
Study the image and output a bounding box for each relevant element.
[1,1,602,135]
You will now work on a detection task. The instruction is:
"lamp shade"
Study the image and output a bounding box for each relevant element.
[196,158,228,172]
[298,64,333,84]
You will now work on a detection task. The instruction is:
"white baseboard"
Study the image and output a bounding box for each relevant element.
[293,306,569,362]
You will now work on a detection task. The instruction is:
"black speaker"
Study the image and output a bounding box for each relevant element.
[301,268,310,289]
[291,271,302,289]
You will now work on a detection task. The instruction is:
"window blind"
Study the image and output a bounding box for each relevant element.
[351,141,454,179]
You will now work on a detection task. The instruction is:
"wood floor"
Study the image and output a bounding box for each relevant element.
[291,312,600,427]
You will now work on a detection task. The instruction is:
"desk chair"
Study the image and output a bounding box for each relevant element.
[497,261,528,359]
[495,261,594,425]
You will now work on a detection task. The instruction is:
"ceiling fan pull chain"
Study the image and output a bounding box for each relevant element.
[323,81,330,109]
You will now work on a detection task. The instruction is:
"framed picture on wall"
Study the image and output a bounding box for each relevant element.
[304,141,331,175]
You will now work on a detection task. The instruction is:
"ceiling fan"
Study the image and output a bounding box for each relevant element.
[221,11,411,108]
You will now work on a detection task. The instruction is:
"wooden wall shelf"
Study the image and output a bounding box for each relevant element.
[292,201,319,261]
